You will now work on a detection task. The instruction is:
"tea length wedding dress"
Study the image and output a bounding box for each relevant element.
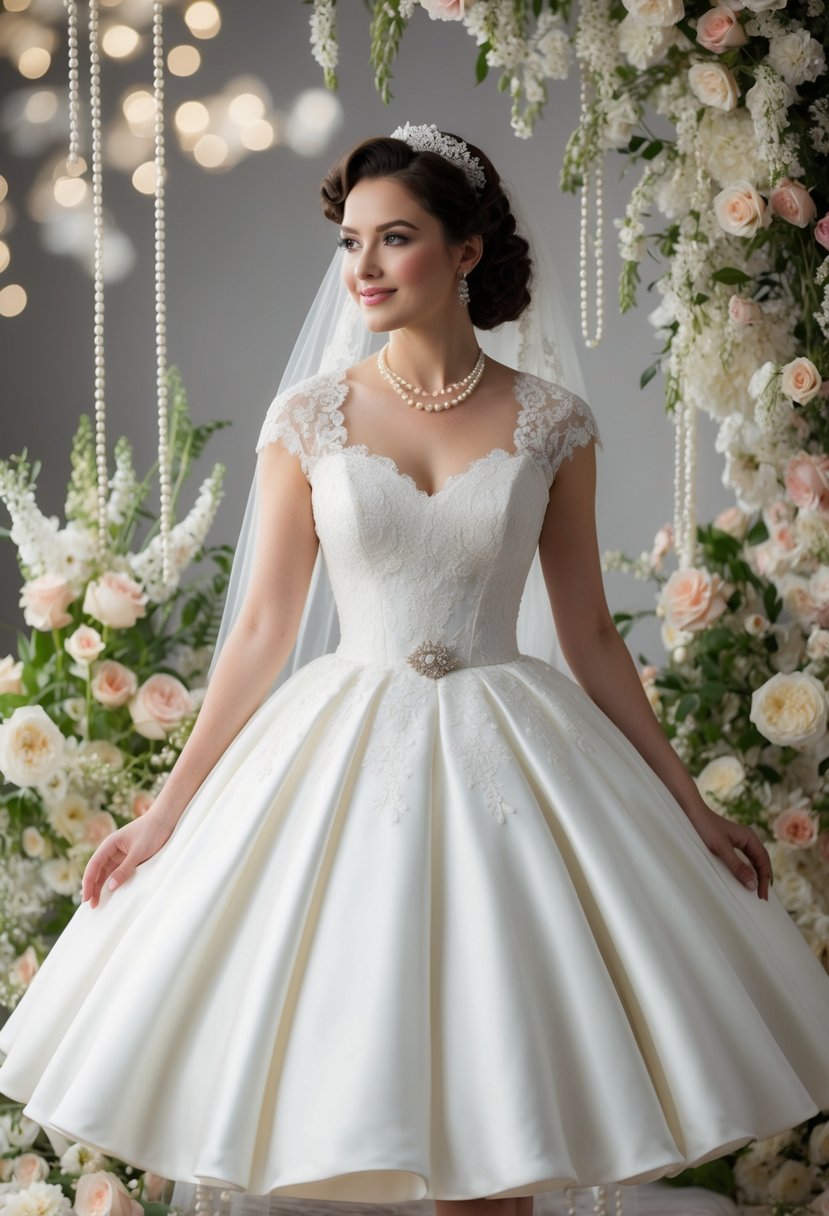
[1,366,829,1204]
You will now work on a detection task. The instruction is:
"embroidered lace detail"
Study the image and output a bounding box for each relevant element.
[255,370,348,476]
[513,373,604,488]
[487,662,575,783]
[442,679,519,826]
[359,671,433,826]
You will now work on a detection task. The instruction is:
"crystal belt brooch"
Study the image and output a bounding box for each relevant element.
[406,640,458,679]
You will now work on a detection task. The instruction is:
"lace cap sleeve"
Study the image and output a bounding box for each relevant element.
[254,370,347,477]
[515,373,604,487]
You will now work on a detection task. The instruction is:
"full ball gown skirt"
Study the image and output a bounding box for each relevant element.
[1,368,829,1204]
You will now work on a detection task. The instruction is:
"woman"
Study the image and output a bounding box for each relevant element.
[1,125,828,1216]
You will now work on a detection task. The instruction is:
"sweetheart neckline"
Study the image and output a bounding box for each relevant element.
[321,367,532,500]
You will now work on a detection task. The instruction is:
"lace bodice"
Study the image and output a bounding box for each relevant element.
[255,367,602,671]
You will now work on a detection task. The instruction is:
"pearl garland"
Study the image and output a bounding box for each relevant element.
[578,69,605,350]
[152,0,173,591]
[377,342,486,411]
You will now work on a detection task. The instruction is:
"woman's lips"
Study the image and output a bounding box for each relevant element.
[361,290,396,306]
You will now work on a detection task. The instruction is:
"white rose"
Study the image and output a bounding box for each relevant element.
[47,792,94,844]
[775,870,814,913]
[780,355,822,404]
[21,825,47,857]
[688,61,739,109]
[749,671,829,750]
[767,1159,817,1203]
[12,1152,50,1185]
[0,654,24,694]
[618,14,678,67]
[41,855,84,896]
[740,0,786,10]
[64,624,105,665]
[0,705,66,788]
[809,1121,829,1165]
[622,0,684,25]
[601,95,641,148]
[713,179,770,236]
[806,628,829,661]
[696,755,746,805]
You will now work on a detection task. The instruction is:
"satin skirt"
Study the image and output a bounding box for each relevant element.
[1,653,828,1203]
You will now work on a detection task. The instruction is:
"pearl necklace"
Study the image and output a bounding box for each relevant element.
[377,343,486,411]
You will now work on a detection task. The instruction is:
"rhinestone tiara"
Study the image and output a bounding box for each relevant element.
[389,122,486,195]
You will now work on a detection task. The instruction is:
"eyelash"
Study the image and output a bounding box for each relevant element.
[336,233,409,251]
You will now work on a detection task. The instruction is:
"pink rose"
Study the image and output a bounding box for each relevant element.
[816,214,829,251]
[780,355,822,404]
[19,573,76,631]
[772,807,819,847]
[83,571,148,629]
[131,789,155,817]
[770,178,817,227]
[728,294,762,324]
[83,810,118,846]
[64,623,105,665]
[784,452,829,513]
[0,654,24,694]
[419,0,471,17]
[8,945,39,988]
[128,672,195,740]
[91,659,138,708]
[713,180,769,236]
[11,1153,49,1185]
[695,5,747,51]
[714,505,750,536]
[75,1171,143,1216]
[661,567,729,632]
[649,522,673,568]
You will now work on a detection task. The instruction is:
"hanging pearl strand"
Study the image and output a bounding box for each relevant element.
[377,343,486,411]
[86,0,109,569]
[674,393,699,569]
[63,0,80,168]
[152,0,173,592]
[578,69,605,350]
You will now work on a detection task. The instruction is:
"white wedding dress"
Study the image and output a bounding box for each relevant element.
[1,367,829,1204]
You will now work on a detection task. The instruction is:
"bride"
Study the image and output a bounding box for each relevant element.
[1,124,828,1216]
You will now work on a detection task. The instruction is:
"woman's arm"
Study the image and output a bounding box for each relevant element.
[146,439,320,834]
[538,440,772,900]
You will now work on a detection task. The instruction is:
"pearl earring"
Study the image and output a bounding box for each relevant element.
[457,271,470,307]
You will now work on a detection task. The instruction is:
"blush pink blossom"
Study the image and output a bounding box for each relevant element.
[132,789,155,816]
[772,807,819,847]
[0,655,24,694]
[770,178,817,227]
[19,573,76,630]
[83,811,118,847]
[815,214,829,251]
[83,571,148,629]
[661,567,729,632]
[75,1171,143,1216]
[784,452,829,514]
[91,659,139,708]
[728,294,762,324]
[420,0,471,17]
[695,5,748,51]
[128,672,196,740]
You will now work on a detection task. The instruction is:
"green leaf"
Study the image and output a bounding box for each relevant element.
[475,41,491,83]
[676,693,700,721]
[710,267,752,285]
[642,139,664,160]
[640,362,659,390]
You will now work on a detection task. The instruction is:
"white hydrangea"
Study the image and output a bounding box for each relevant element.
[767,28,827,88]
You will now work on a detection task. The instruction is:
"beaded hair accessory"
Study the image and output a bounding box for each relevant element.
[389,122,487,195]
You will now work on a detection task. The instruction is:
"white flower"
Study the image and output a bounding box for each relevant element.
[775,870,815,913]
[698,107,770,189]
[750,670,829,750]
[767,28,827,88]
[713,179,771,236]
[64,624,105,665]
[688,60,739,109]
[41,855,83,896]
[622,0,684,25]
[767,1159,818,1202]
[809,1121,829,1165]
[617,14,678,68]
[0,706,66,788]
[0,1180,73,1216]
[601,94,641,148]
[696,755,746,806]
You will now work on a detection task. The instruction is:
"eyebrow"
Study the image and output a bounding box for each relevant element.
[339,219,420,234]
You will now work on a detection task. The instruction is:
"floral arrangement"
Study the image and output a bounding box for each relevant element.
[0,369,231,1010]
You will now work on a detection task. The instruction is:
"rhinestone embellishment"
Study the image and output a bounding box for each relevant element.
[406,640,457,679]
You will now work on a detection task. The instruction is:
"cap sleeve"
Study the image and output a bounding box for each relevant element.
[515,373,603,487]
[255,370,348,477]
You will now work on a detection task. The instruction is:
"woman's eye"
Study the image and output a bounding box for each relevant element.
[336,233,408,251]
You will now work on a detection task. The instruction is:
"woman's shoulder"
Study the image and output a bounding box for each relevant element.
[255,367,348,458]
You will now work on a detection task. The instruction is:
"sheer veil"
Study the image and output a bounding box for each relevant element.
[204,192,588,719]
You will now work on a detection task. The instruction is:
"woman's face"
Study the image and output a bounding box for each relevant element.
[337,175,479,332]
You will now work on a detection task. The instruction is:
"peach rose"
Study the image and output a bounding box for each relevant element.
[419,0,471,17]
[661,567,729,632]
[772,806,819,846]
[64,624,105,665]
[91,659,138,708]
[770,178,817,227]
[0,704,65,787]
[83,571,148,629]
[784,452,829,513]
[816,215,829,251]
[19,573,76,631]
[688,61,739,109]
[11,1152,49,1185]
[750,670,829,750]
[131,789,156,817]
[713,179,769,236]
[695,5,747,51]
[0,654,24,694]
[780,355,821,404]
[9,945,39,989]
[128,672,196,740]
[728,294,762,324]
[82,810,118,847]
[75,1171,143,1216]
[714,505,750,537]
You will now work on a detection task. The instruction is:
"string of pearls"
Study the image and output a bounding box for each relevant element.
[63,0,80,168]
[578,69,605,350]
[673,376,699,570]
[152,0,173,592]
[377,342,486,411]
[564,1183,625,1216]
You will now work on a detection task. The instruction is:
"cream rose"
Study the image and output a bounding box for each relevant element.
[784,452,829,513]
[661,567,729,632]
[91,659,139,709]
[688,61,739,109]
[12,1152,50,1185]
[79,739,124,769]
[75,1171,144,1216]
[713,179,769,236]
[695,755,746,806]
[82,810,118,847]
[772,806,819,846]
[714,505,750,537]
[728,294,761,324]
[806,628,829,661]
[128,672,196,740]
[22,826,51,858]
[695,5,748,52]
[749,670,829,750]
[83,571,148,629]
[767,1160,816,1203]
[770,178,817,227]
[48,792,93,844]
[623,0,684,24]
[19,573,76,631]
[0,705,65,788]
[780,356,822,404]
[64,624,105,665]
[0,654,24,694]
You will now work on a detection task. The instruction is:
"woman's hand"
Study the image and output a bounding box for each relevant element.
[81,813,175,909]
[684,803,773,900]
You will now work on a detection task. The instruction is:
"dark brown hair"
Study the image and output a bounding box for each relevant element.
[320,130,532,331]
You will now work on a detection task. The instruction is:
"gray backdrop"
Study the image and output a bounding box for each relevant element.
[0,0,730,668]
